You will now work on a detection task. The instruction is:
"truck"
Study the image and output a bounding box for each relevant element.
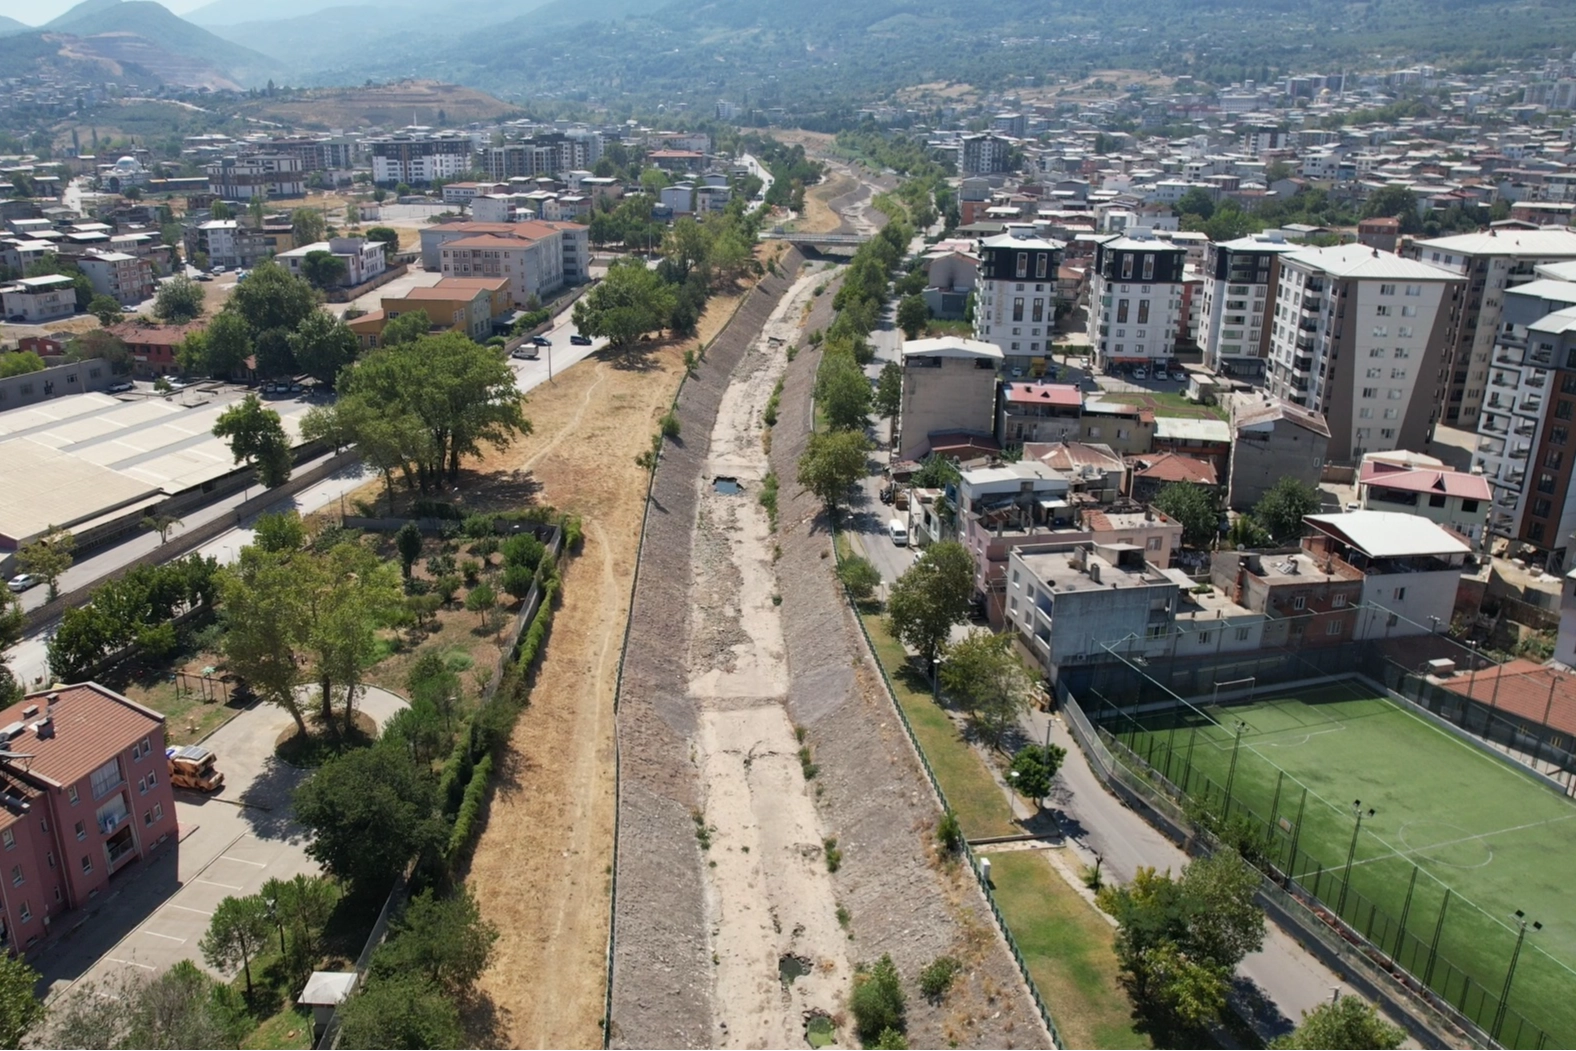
[167,745,224,792]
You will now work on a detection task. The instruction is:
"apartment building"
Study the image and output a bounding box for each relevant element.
[1409,228,1576,427]
[896,337,1003,462]
[1212,548,1364,649]
[996,382,1083,445]
[1357,451,1490,547]
[205,155,306,200]
[0,275,76,323]
[961,134,1013,175]
[1472,262,1576,567]
[0,684,178,953]
[1265,243,1462,462]
[276,237,386,289]
[481,134,599,181]
[1196,231,1298,378]
[369,133,475,186]
[76,251,154,306]
[182,220,274,270]
[971,230,1065,372]
[1088,229,1187,370]
[420,219,586,302]
[1302,511,1470,638]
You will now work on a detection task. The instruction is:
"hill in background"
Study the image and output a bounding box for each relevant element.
[233,80,520,130]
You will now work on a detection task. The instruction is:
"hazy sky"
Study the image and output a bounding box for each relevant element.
[2,0,205,24]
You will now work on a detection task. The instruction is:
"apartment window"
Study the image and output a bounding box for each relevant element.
[1121,255,1134,279]
[1387,389,1404,400]
[1292,596,1306,610]
[1011,569,1020,587]
[1012,297,1024,322]
[1401,305,1417,318]
[1362,387,1378,399]
[1563,373,1576,394]
[1366,368,1382,379]
[137,777,145,795]
[1392,368,1407,380]
[89,759,122,800]
[1406,285,1421,296]
[9,867,20,887]
[1036,254,1048,279]
[1379,284,1396,296]
[1375,305,1391,317]
[1545,450,1564,470]
[1394,587,1407,601]
[80,857,92,875]
[1384,408,1399,420]
[1333,594,1347,608]
[1,831,11,851]
[1370,348,1386,358]
[1016,253,1029,278]
[1381,428,1396,439]
[1551,426,1569,446]
[1429,493,1447,508]
[1116,299,1129,323]
[1142,254,1155,280]
[1137,300,1150,324]
[1372,327,1389,338]
[18,903,28,924]
[1236,627,1251,641]
[1462,499,1480,513]
[1398,327,1413,338]
[1558,400,1575,420]
[1147,536,1163,551]
[1032,299,1044,323]
[74,821,85,841]
[1326,620,1344,636]
[1359,407,1373,419]
[1198,632,1212,645]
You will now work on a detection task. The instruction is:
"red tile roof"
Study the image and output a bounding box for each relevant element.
[1003,382,1081,407]
[3,684,163,789]
[1358,461,1491,500]
[1439,660,1576,738]
[1132,452,1218,486]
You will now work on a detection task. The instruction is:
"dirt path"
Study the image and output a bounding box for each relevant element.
[686,270,852,1045]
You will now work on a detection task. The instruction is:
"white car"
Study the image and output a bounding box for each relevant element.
[888,519,909,546]
[7,574,38,593]
[1153,368,1169,382]
[1132,366,1148,381]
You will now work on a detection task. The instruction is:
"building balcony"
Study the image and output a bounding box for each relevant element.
[1301,297,1322,312]
[1298,318,1318,332]
[1525,373,1547,389]
[1481,417,1508,435]
[1295,335,1316,353]
[1519,396,1543,414]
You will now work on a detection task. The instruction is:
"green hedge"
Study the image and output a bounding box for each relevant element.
[445,753,494,865]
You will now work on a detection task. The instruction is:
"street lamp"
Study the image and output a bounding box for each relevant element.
[265,895,285,955]
[931,656,942,703]
[1492,910,1542,1041]
[1338,800,1375,918]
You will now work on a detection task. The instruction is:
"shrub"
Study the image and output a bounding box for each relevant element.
[462,513,494,539]
[501,533,545,572]
[660,411,681,439]
[918,956,961,1001]
[849,954,906,1043]
[460,559,483,585]
[434,575,462,603]
[937,811,962,854]
[758,472,779,528]
[471,535,499,558]
[823,837,842,872]
[836,556,881,600]
[445,753,494,864]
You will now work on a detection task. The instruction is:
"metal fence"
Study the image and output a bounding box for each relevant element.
[1074,682,1553,1050]
[833,533,1065,1049]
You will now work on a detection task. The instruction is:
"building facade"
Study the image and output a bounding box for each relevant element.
[1224,393,1331,511]
[1088,230,1187,370]
[369,134,475,186]
[77,251,154,306]
[1265,243,1462,462]
[971,231,1064,372]
[1409,228,1576,428]
[206,155,306,200]
[0,275,76,322]
[1197,231,1297,378]
[896,337,1003,462]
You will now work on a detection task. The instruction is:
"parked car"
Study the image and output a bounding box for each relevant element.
[888,519,909,546]
[570,334,592,346]
[107,381,134,393]
[1153,367,1169,381]
[7,574,38,594]
[194,272,213,282]
[1132,366,1148,380]
[511,346,539,360]
[531,335,552,347]
[212,265,226,274]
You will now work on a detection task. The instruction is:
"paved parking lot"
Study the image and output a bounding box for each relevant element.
[34,689,407,998]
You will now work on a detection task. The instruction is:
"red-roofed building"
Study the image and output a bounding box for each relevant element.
[109,320,207,377]
[647,149,706,173]
[997,381,1084,444]
[0,684,177,952]
[1358,451,1491,547]
[1129,451,1219,503]
[418,219,588,301]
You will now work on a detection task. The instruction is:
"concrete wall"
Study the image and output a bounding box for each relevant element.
[1357,569,1462,639]
[1228,423,1328,510]
[0,358,118,411]
[897,356,998,461]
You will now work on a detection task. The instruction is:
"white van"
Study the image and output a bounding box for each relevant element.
[888,519,909,546]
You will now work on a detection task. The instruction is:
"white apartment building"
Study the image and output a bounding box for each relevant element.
[1197,231,1298,379]
[1409,228,1576,428]
[971,229,1064,372]
[0,274,76,323]
[206,155,306,200]
[369,134,476,186]
[1265,243,1462,462]
[1088,229,1187,369]
[276,237,386,288]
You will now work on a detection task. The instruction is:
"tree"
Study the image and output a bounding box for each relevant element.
[299,250,348,291]
[197,311,252,379]
[291,206,326,245]
[262,873,339,962]
[939,629,1035,747]
[571,256,676,355]
[1008,743,1067,801]
[1226,514,1270,550]
[1362,185,1421,234]
[17,528,74,601]
[465,581,497,630]
[816,354,871,432]
[848,954,906,1044]
[1175,187,1216,221]
[1253,477,1320,542]
[1270,995,1404,1050]
[66,329,131,368]
[887,540,974,666]
[875,361,903,419]
[896,293,929,339]
[1153,482,1217,549]
[292,743,443,890]
[140,513,183,544]
[378,308,432,347]
[289,310,359,386]
[661,217,709,283]
[226,260,320,336]
[395,521,423,578]
[337,332,529,488]
[837,555,882,600]
[370,887,498,999]
[303,541,403,733]
[88,293,123,326]
[213,394,292,488]
[253,510,305,553]
[0,352,45,378]
[45,961,246,1050]
[406,649,460,730]
[336,976,463,1050]
[199,894,271,997]
[796,429,870,516]
[220,548,310,737]
[0,953,43,1049]
[366,226,400,261]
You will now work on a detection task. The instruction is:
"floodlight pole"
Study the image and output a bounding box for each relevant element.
[1222,720,1248,817]
[1338,800,1375,918]
[1493,910,1541,1042]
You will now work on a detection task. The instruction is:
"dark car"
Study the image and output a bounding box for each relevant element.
[531,335,552,347]
[569,334,592,346]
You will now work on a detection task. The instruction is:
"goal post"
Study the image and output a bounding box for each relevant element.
[1212,676,1257,710]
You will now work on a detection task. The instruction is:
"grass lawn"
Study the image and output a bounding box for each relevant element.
[1113,390,1227,421]
[856,610,1018,839]
[1124,683,1576,1047]
[242,1004,313,1050]
[108,644,247,745]
[985,851,1147,1050]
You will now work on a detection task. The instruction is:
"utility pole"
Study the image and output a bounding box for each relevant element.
[1338,800,1375,918]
